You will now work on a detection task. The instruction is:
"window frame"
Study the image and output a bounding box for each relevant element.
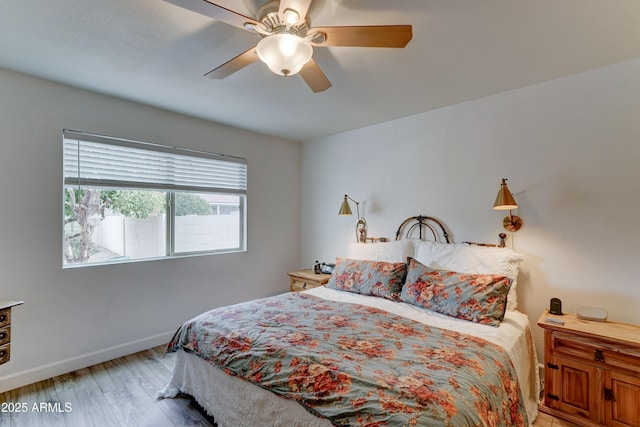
[62,130,247,268]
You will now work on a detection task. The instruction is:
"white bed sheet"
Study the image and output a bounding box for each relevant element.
[160,287,540,426]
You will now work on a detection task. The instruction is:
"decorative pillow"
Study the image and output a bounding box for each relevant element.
[400,258,512,326]
[326,258,407,301]
[414,241,523,311]
[347,239,418,263]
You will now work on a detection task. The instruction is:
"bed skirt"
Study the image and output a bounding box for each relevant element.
[159,349,333,427]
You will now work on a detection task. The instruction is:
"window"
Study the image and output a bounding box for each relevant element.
[63,130,247,267]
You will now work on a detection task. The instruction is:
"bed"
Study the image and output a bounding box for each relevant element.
[159,217,540,426]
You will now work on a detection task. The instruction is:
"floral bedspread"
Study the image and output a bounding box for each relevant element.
[167,292,527,427]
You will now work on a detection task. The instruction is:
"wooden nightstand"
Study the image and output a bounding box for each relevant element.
[0,300,23,366]
[538,310,640,427]
[288,269,332,292]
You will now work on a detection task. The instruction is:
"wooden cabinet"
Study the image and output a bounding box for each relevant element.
[288,269,331,292]
[605,370,640,427]
[538,310,640,427]
[0,300,23,366]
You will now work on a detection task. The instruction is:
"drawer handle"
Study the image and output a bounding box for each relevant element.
[0,332,6,340]
[604,388,617,402]
[0,314,6,323]
[594,349,605,363]
[0,350,5,358]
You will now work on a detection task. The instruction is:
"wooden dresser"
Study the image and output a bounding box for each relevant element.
[288,269,331,292]
[0,300,23,366]
[538,310,640,427]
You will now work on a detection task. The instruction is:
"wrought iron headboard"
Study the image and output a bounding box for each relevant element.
[393,215,507,247]
[394,215,451,243]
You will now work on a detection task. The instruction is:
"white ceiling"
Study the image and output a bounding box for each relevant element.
[1,0,640,141]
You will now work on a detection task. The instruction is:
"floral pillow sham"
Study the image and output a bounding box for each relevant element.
[400,258,512,326]
[326,258,406,301]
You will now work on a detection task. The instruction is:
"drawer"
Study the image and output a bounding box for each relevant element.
[0,307,10,328]
[291,280,316,292]
[0,326,9,346]
[0,344,9,365]
[288,270,332,292]
[551,331,640,374]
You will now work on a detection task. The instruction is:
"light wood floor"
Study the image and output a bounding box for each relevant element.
[0,345,576,427]
[0,346,215,427]
[534,411,581,427]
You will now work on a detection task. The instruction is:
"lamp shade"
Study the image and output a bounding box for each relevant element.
[338,196,353,215]
[493,178,518,210]
[256,33,313,77]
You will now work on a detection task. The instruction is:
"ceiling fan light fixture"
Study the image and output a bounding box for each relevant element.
[256,33,313,77]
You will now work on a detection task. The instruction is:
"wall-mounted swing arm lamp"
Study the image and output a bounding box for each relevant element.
[493,178,523,232]
[339,194,367,242]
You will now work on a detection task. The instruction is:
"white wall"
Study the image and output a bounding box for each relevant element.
[0,68,301,392]
[3,54,639,391]
[301,57,640,358]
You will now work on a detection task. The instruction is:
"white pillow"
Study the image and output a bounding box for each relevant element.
[414,241,523,311]
[347,239,418,263]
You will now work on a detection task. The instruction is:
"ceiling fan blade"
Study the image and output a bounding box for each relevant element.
[164,0,259,30]
[311,25,412,48]
[279,0,313,21]
[299,58,331,93]
[204,46,259,79]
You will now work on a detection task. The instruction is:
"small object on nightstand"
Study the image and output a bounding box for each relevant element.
[544,317,564,325]
[576,305,608,322]
[288,269,331,292]
[314,260,321,274]
[549,297,563,315]
[320,262,335,274]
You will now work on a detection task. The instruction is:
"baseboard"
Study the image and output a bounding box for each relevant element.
[0,331,174,393]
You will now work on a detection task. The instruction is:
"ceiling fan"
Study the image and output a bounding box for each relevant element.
[164,0,412,92]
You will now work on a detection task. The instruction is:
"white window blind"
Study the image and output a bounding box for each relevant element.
[63,130,247,194]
